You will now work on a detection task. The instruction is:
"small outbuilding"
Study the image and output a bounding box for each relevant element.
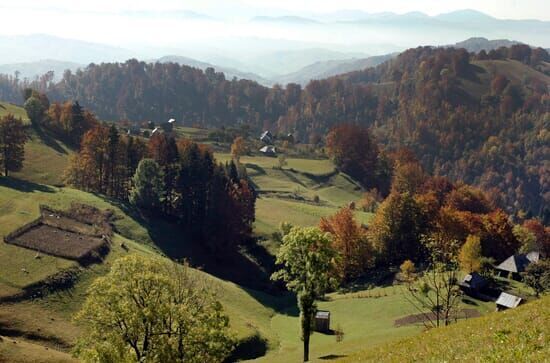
[314,310,330,333]
[495,251,540,279]
[495,292,522,311]
[259,145,277,156]
[459,272,488,294]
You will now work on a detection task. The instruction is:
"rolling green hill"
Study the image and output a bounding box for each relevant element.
[0,102,29,123]
[0,101,538,363]
[340,295,550,362]
[0,102,74,186]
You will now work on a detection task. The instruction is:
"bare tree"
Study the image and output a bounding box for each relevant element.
[404,234,462,328]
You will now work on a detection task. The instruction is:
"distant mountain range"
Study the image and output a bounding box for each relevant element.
[0,34,135,64]
[155,56,270,85]
[0,32,544,87]
[450,37,521,52]
[0,60,82,81]
[272,54,397,85]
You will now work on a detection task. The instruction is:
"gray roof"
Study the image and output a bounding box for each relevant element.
[460,272,488,290]
[496,251,539,273]
[316,311,330,319]
[496,292,522,308]
[259,146,276,153]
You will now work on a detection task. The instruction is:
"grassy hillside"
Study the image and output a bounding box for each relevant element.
[11,127,74,186]
[0,102,29,123]
[0,337,77,363]
[463,59,550,99]
[215,152,371,243]
[0,116,526,362]
[341,296,550,362]
[0,178,283,359]
[0,102,73,185]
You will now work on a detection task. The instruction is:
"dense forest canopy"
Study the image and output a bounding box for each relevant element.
[0,44,548,220]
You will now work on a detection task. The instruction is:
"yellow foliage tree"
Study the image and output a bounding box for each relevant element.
[230,136,247,161]
[459,235,482,273]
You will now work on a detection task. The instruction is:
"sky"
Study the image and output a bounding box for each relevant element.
[1,0,549,20]
[0,0,548,48]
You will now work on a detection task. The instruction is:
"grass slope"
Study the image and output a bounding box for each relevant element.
[0,177,281,359]
[0,102,29,123]
[341,295,550,362]
[0,336,77,363]
[12,127,74,186]
[0,102,73,185]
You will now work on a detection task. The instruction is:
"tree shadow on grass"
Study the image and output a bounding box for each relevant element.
[226,333,269,362]
[0,177,55,193]
[96,195,282,291]
[31,125,68,155]
[319,354,348,360]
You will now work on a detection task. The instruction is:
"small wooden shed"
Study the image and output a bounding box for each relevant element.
[314,310,330,333]
[495,292,522,311]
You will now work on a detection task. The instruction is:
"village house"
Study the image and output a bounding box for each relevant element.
[459,272,488,296]
[495,251,540,279]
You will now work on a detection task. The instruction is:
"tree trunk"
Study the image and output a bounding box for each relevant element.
[303,333,310,362]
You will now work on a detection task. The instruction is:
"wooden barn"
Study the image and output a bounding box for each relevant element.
[459,272,488,295]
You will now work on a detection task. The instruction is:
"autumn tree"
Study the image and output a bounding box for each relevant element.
[326,124,381,190]
[130,159,164,212]
[272,227,336,362]
[368,191,428,265]
[64,125,109,192]
[400,259,416,281]
[458,235,482,273]
[0,114,27,176]
[74,255,234,362]
[480,210,520,262]
[230,136,248,161]
[320,207,373,282]
[522,219,550,256]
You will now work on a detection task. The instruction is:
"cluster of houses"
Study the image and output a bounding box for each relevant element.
[259,130,277,156]
[459,250,541,311]
[258,130,294,156]
[126,118,176,137]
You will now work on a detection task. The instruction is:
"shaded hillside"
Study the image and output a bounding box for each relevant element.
[340,296,550,362]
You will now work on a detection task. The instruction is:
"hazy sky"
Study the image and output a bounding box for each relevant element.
[0,0,548,47]
[2,0,549,20]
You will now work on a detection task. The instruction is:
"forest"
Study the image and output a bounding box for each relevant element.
[1,45,547,221]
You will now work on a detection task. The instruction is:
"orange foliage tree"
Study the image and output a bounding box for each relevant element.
[320,207,373,282]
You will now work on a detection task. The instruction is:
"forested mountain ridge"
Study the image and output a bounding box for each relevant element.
[0,44,548,219]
